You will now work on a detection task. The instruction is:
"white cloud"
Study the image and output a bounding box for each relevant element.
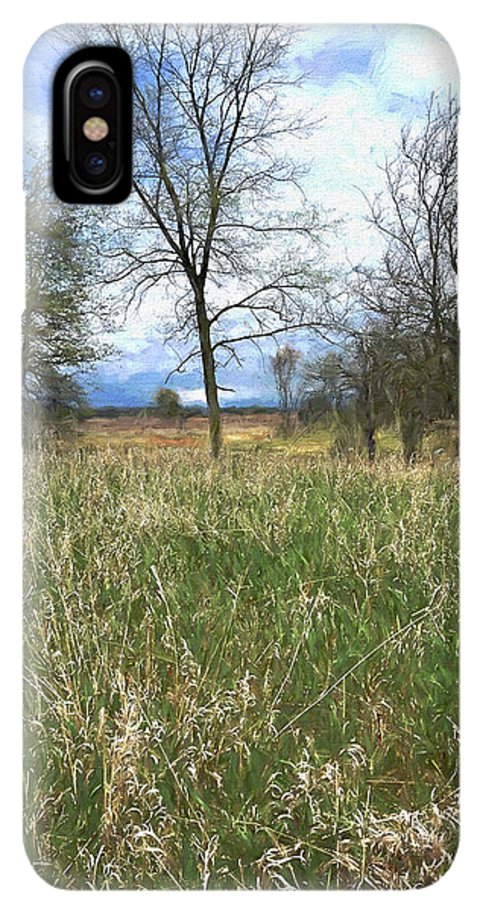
[179,388,206,404]
[378,26,459,99]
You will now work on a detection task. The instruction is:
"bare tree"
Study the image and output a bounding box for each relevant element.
[354,94,458,459]
[302,350,350,418]
[357,94,457,339]
[91,24,334,457]
[271,344,302,435]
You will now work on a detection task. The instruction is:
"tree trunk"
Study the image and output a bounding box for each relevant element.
[362,375,376,462]
[195,285,222,458]
[366,425,376,462]
[400,411,424,465]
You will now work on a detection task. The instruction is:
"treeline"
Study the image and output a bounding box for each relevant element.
[271,95,458,464]
[273,334,457,463]
[78,403,278,420]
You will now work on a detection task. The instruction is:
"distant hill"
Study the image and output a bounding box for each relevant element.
[80,368,278,410]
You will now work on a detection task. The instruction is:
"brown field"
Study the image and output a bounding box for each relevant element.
[78,411,284,449]
[71,411,455,461]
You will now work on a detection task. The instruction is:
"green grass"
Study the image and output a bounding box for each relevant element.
[24,445,459,889]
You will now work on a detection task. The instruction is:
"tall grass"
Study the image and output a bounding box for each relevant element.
[24,446,459,889]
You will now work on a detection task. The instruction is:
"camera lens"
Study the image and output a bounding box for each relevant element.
[79,74,112,109]
[85,152,108,176]
[88,86,105,102]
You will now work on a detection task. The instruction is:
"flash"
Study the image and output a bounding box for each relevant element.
[83,117,109,142]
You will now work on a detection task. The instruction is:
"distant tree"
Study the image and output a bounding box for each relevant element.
[301,350,351,419]
[153,387,183,419]
[271,344,302,435]
[298,391,333,426]
[304,330,393,461]
[351,332,394,461]
[23,163,112,426]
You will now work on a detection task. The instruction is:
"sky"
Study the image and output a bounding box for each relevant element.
[24,24,459,408]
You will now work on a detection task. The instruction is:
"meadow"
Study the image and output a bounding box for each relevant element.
[23,426,459,889]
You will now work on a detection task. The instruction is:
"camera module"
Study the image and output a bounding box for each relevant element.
[53,46,132,202]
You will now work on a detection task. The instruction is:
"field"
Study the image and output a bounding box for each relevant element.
[72,410,386,456]
[23,424,459,889]
[78,410,291,448]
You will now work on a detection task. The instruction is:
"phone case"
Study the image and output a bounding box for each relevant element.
[24,24,459,889]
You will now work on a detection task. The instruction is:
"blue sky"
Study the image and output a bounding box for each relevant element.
[24,24,459,407]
